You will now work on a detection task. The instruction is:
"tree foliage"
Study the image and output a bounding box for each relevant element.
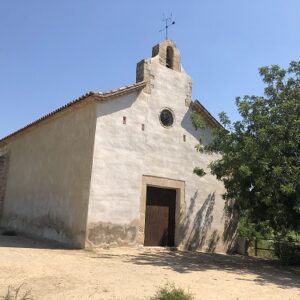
[194,61,300,238]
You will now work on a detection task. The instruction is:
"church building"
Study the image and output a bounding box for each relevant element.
[0,40,236,253]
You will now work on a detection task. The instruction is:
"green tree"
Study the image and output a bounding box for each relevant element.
[194,61,300,239]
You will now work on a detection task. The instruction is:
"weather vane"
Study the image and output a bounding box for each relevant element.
[159,13,175,40]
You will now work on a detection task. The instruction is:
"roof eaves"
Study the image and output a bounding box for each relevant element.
[95,80,147,101]
[0,92,95,145]
[0,81,147,145]
[192,100,222,128]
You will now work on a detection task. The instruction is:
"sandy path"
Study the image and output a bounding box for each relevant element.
[0,235,299,300]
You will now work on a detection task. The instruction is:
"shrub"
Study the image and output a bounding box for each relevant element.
[151,283,193,300]
[274,241,300,266]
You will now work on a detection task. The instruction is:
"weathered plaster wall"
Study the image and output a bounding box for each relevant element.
[87,42,235,252]
[1,102,96,247]
[0,147,10,221]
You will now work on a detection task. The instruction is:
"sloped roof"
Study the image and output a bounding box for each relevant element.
[0,81,147,145]
[0,81,221,145]
[191,100,222,128]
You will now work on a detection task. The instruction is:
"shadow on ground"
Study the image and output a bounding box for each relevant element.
[0,232,67,250]
[97,249,300,290]
[1,233,299,291]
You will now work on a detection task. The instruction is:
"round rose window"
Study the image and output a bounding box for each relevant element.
[159,109,174,127]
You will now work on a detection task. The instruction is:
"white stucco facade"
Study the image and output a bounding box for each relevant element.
[86,40,235,252]
[0,102,96,247]
[0,40,236,252]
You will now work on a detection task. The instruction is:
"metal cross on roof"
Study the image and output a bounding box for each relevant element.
[159,14,175,40]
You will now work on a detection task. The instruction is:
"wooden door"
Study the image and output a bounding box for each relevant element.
[144,186,176,246]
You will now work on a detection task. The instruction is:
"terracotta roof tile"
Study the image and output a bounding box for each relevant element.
[0,81,147,144]
[0,81,221,145]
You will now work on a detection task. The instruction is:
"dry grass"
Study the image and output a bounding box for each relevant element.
[0,284,32,300]
[151,283,193,300]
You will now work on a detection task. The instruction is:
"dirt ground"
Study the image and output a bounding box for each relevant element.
[0,235,299,300]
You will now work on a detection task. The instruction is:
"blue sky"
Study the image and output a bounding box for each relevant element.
[1,0,300,138]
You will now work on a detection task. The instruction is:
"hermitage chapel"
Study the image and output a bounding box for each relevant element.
[0,40,236,253]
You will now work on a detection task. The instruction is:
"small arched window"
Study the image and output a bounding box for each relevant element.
[166,46,174,69]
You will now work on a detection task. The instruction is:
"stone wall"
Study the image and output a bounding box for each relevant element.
[151,40,181,71]
[136,40,181,83]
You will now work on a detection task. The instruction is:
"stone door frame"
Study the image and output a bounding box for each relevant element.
[138,175,185,247]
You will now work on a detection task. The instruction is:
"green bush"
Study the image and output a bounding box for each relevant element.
[286,231,300,243]
[151,283,193,300]
[239,217,300,264]
[274,241,300,266]
[238,217,273,239]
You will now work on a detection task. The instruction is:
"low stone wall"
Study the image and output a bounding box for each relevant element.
[0,150,9,221]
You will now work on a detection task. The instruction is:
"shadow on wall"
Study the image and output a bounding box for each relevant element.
[1,213,84,249]
[222,199,239,253]
[179,192,216,251]
[181,107,199,141]
[0,229,68,250]
[181,107,212,145]
[180,191,238,253]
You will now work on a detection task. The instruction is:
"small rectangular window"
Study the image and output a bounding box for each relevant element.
[142,124,145,131]
[123,116,126,124]
[183,134,186,142]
